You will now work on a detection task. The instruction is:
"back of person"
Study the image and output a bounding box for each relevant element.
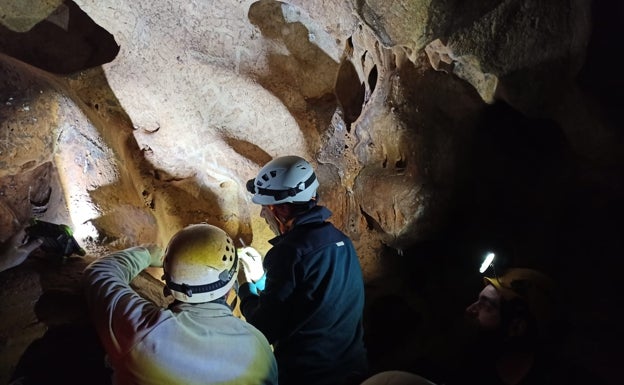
[451,264,607,385]
[268,216,367,385]
[111,301,277,385]
[240,155,368,385]
[83,224,278,385]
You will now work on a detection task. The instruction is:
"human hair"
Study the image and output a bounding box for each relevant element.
[499,297,537,341]
[277,196,318,219]
[499,293,564,350]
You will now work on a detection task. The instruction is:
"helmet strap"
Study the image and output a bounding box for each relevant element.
[252,173,317,201]
[164,252,238,299]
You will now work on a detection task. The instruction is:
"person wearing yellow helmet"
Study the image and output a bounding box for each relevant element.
[449,264,605,385]
[239,155,368,385]
[466,267,558,341]
[82,223,278,385]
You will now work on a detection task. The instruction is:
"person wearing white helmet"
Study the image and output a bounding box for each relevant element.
[239,155,368,385]
[82,223,278,385]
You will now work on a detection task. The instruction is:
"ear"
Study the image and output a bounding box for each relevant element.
[272,204,291,220]
[508,317,528,337]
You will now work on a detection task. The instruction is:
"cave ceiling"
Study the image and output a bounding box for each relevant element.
[2,0,615,259]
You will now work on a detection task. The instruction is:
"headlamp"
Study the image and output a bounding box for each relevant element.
[479,251,503,286]
[246,178,256,194]
[479,251,512,294]
[479,252,496,273]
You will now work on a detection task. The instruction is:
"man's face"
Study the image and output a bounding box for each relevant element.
[260,205,281,236]
[466,284,502,331]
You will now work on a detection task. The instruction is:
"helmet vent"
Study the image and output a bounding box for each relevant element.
[249,156,319,205]
[164,223,238,303]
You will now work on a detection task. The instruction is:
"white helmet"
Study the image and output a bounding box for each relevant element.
[246,155,319,205]
[162,224,238,303]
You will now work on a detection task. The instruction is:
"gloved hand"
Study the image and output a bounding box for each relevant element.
[238,246,264,283]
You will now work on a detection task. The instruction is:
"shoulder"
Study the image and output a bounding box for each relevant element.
[281,222,347,253]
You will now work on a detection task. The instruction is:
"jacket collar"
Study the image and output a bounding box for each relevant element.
[268,205,332,245]
[169,301,233,317]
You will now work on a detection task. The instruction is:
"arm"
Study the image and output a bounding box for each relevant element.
[0,227,43,272]
[239,246,297,344]
[82,245,168,362]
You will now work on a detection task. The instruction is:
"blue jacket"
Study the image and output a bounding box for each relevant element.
[239,206,368,385]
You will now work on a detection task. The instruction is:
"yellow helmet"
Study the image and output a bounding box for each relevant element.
[484,268,556,330]
[162,224,238,303]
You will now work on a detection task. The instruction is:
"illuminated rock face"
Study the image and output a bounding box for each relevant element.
[1,1,622,384]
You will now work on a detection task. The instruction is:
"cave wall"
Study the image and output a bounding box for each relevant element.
[1,0,622,384]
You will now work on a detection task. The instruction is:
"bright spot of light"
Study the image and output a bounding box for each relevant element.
[479,252,495,273]
[66,193,100,244]
[73,220,98,242]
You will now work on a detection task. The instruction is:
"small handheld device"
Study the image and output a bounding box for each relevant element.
[25,218,86,258]
[238,238,256,261]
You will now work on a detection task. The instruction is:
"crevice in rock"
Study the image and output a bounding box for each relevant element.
[335,58,365,132]
[360,205,384,233]
[368,64,378,96]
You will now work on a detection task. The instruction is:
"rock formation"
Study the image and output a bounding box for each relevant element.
[1,0,621,383]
